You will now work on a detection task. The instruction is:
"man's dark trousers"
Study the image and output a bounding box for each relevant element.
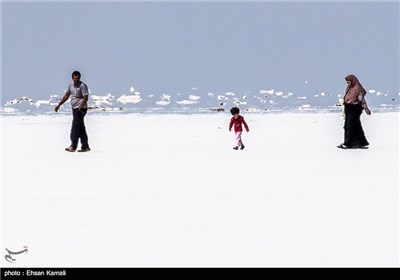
[70,108,89,149]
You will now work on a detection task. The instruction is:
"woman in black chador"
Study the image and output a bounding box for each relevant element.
[338,74,371,149]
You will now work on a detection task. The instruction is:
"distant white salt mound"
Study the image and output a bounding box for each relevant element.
[92,93,114,105]
[156,94,171,106]
[232,98,247,106]
[117,94,142,104]
[209,107,225,112]
[189,95,201,101]
[297,96,307,100]
[225,92,235,96]
[275,91,284,96]
[233,101,247,106]
[298,104,311,110]
[368,89,385,96]
[50,94,60,101]
[260,89,274,95]
[1,107,18,114]
[89,105,123,112]
[156,100,170,106]
[218,95,228,101]
[34,100,51,108]
[162,94,171,101]
[246,107,260,113]
[176,100,199,105]
[5,96,34,106]
[314,93,328,98]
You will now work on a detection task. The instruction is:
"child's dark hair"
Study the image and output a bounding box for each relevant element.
[230,107,240,115]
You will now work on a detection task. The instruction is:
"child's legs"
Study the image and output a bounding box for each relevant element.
[235,132,243,147]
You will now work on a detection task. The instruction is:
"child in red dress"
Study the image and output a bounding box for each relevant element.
[229,107,249,150]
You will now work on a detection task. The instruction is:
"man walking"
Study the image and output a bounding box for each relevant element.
[55,70,91,152]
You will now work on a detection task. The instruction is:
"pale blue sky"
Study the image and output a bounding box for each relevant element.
[1,0,399,103]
